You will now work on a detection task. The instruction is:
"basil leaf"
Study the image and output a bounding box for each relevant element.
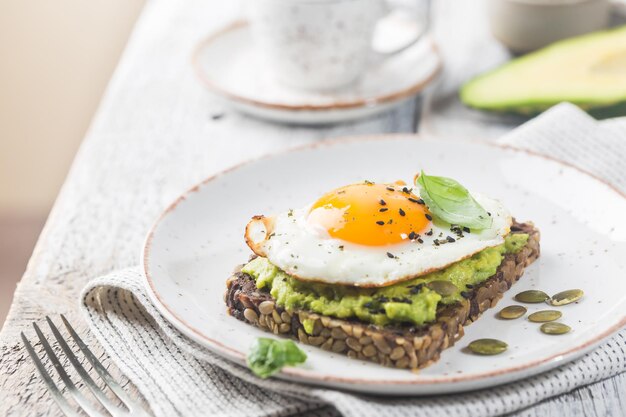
[415,171,492,229]
[247,338,307,378]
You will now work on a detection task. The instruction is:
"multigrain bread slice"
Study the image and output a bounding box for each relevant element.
[225,221,540,370]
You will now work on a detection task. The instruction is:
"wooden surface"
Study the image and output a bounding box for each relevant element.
[0,1,624,416]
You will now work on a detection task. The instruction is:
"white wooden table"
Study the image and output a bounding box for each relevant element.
[1,1,624,416]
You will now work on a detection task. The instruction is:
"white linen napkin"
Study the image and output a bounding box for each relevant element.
[81,103,626,417]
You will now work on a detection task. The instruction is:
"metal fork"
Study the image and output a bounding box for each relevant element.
[21,315,150,417]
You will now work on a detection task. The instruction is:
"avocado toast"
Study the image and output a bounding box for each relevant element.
[225,173,540,370]
[226,221,539,370]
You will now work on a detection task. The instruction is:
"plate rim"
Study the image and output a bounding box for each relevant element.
[142,134,626,387]
[191,20,443,112]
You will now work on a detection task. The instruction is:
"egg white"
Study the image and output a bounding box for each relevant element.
[245,193,512,287]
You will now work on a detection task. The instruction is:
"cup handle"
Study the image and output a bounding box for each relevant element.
[371,0,431,63]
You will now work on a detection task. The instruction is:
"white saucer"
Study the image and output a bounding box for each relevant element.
[192,21,442,125]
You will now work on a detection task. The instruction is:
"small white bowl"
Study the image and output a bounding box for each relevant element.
[488,0,610,53]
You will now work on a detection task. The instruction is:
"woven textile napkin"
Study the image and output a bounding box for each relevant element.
[81,103,626,417]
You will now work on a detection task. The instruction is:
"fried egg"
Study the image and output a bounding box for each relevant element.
[245,181,512,287]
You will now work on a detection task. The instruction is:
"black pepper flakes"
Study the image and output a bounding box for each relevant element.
[463,227,471,233]
[386,186,395,192]
[417,238,424,243]
[426,230,433,236]
[399,208,406,216]
[379,208,388,212]
[386,252,396,259]
[425,213,433,221]
[408,231,418,240]
[446,236,456,243]
[376,221,385,225]
[379,199,387,206]
[410,284,424,294]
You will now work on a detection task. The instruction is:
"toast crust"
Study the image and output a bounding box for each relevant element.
[225,221,540,370]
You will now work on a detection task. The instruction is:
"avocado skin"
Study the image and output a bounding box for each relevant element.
[461,100,626,120]
[460,25,626,120]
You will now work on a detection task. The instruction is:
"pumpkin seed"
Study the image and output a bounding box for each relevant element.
[515,290,549,303]
[498,305,527,319]
[427,280,458,296]
[528,310,562,323]
[550,289,584,306]
[467,338,508,355]
[540,322,571,335]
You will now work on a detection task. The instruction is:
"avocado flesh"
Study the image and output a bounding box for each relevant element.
[241,234,529,327]
[461,26,626,118]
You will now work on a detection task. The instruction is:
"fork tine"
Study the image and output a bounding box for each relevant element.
[21,332,82,417]
[46,316,128,417]
[32,322,108,417]
[60,314,138,410]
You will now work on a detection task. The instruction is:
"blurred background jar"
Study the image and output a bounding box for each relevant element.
[488,0,611,53]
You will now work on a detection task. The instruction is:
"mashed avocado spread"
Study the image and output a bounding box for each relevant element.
[242,234,528,327]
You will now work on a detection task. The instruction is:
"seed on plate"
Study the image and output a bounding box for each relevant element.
[258,300,275,315]
[540,322,571,335]
[427,280,458,296]
[279,323,291,333]
[467,338,508,355]
[528,310,562,323]
[550,289,584,306]
[515,290,549,303]
[498,305,527,319]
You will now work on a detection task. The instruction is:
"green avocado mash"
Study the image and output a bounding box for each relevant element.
[242,234,528,327]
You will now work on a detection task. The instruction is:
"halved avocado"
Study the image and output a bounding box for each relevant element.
[461,25,626,119]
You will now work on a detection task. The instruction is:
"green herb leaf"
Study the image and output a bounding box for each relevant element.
[415,171,492,229]
[247,338,307,378]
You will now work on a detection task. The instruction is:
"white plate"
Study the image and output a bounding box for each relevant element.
[192,22,442,125]
[142,136,626,395]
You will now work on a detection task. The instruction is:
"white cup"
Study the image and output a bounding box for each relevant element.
[247,0,429,91]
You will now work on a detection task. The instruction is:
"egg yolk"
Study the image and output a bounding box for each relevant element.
[307,182,432,246]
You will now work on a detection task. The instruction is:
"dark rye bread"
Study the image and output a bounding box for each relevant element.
[225,221,540,370]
